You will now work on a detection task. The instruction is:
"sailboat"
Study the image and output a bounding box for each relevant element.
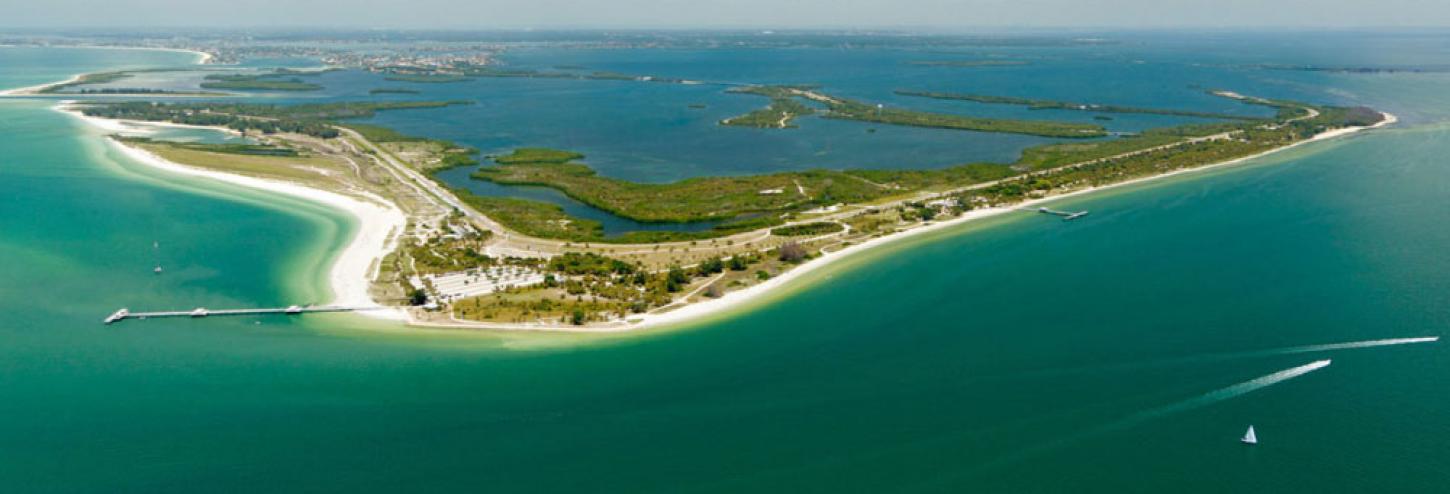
[152,240,163,274]
[1241,425,1258,445]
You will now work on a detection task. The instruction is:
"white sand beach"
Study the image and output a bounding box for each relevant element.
[65,109,408,320]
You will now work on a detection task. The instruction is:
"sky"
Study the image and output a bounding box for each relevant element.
[3,0,1449,29]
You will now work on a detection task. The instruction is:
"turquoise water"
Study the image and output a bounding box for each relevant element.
[2,34,1449,492]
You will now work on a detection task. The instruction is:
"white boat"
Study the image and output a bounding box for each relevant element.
[1241,425,1258,445]
[153,241,163,274]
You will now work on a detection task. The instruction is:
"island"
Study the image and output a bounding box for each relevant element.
[59,74,1391,332]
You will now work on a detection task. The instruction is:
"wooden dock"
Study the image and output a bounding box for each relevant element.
[103,305,377,325]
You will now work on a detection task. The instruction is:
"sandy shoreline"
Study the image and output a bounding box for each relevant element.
[0,46,211,96]
[415,110,1398,334]
[64,108,408,320]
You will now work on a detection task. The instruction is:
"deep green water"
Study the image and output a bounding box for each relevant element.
[2,35,1449,492]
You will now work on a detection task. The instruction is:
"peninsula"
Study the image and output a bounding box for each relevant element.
[43,69,1392,332]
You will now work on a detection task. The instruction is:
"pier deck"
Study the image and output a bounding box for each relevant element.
[103,305,377,324]
[1027,207,1090,221]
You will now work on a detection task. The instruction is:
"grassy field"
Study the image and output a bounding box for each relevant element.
[116,136,298,157]
[771,222,845,236]
[134,141,352,191]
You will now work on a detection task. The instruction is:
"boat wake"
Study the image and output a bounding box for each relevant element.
[931,360,1334,488]
[1126,359,1331,423]
[1273,337,1438,355]
[1005,336,1436,382]
[906,338,1436,490]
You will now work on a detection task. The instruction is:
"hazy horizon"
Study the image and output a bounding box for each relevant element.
[3,0,1450,30]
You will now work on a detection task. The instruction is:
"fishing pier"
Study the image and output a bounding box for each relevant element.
[103,305,377,325]
[1022,207,1090,221]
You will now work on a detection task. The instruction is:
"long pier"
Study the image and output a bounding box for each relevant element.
[1022,207,1090,221]
[103,305,378,325]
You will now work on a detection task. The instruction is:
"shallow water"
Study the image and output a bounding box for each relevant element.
[2,34,1448,492]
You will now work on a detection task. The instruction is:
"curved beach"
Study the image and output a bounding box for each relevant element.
[106,134,408,318]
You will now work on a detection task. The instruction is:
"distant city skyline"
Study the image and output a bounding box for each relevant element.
[4,0,1450,29]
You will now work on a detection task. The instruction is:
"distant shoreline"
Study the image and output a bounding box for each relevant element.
[0,46,211,96]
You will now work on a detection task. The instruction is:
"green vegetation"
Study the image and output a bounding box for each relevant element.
[405,231,494,276]
[338,123,480,169]
[338,123,430,143]
[585,71,638,81]
[452,249,781,324]
[127,137,352,188]
[721,86,816,128]
[894,89,1265,121]
[39,71,133,93]
[200,72,323,91]
[954,105,1384,206]
[384,65,691,85]
[771,222,845,236]
[113,136,298,157]
[823,96,1106,137]
[472,148,892,223]
[369,88,421,94]
[1012,123,1233,171]
[76,88,217,95]
[79,100,473,139]
[778,241,808,263]
[201,78,321,91]
[384,73,475,83]
[445,183,776,243]
[728,85,1108,138]
[454,192,605,240]
[845,162,1017,192]
[493,148,583,164]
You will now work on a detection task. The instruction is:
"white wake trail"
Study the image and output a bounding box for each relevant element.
[1130,359,1332,422]
[996,336,1434,383]
[939,360,1335,486]
[1275,337,1438,355]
